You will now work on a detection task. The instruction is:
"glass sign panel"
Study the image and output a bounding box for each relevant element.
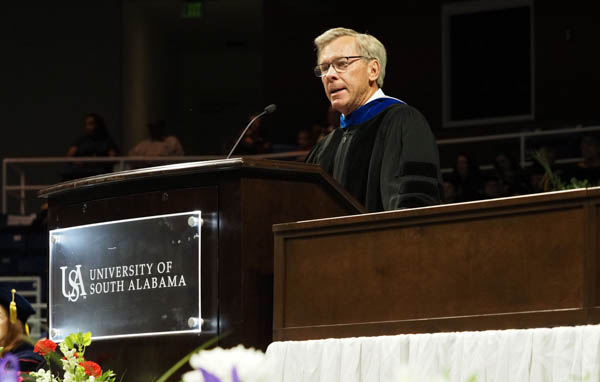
[49,211,201,341]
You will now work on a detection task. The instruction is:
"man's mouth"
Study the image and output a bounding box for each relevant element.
[330,88,346,96]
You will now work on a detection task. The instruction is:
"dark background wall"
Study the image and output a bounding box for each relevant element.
[1,0,599,164]
[0,2,122,157]
[264,1,600,140]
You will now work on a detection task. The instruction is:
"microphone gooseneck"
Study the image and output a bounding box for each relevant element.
[226,104,277,159]
[264,104,277,115]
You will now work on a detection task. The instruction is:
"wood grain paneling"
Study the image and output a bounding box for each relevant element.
[42,159,361,381]
[274,188,600,341]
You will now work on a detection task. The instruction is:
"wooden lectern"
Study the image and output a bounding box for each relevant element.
[273,188,600,342]
[40,158,363,381]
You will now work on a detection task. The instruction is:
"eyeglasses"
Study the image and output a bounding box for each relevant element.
[313,56,371,77]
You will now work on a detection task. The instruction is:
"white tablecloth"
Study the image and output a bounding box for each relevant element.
[266,325,600,381]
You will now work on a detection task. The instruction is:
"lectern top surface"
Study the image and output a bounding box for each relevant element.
[39,158,324,199]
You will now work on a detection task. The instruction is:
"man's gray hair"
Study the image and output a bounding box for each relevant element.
[314,27,387,88]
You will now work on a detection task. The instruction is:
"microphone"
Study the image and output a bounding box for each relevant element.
[264,104,277,115]
[226,104,277,159]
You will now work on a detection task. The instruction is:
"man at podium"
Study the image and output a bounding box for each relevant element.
[307,27,443,211]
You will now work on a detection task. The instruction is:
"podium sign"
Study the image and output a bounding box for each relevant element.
[49,211,202,341]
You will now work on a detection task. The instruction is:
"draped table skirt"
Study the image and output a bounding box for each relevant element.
[265,325,600,381]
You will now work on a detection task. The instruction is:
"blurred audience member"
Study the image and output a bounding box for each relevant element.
[578,135,600,168]
[567,134,600,184]
[442,177,457,204]
[310,105,341,144]
[30,202,48,232]
[61,113,118,180]
[228,113,272,156]
[325,105,340,133]
[482,175,502,199]
[526,163,546,193]
[129,120,184,157]
[311,123,325,144]
[295,128,315,161]
[447,154,483,202]
[493,152,529,196]
[67,114,118,157]
[297,129,314,150]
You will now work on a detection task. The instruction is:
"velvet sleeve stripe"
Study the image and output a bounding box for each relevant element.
[397,196,430,208]
[400,180,440,199]
[401,162,439,178]
[18,357,43,372]
[19,358,41,365]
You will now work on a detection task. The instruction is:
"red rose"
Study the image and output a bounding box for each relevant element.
[33,339,58,356]
[82,360,102,377]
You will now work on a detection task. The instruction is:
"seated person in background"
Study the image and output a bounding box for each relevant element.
[306,27,443,211]
[493,152,529,196]
[482,175,502,199]
[129,120,184,167]
[527,163,546,193]
[227,113,272,156]
[567,134,600,185]
[0,288,44,372]
[295,128,315,161]
[578,135,600,168]
[29,202,48,232]
[446,153,483,202]
[62,113,118,180]
[442,176,457,204]
[315,106,341,143]
[68,113,118,157]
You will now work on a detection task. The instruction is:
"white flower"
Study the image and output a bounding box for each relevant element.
[187,344,272,382]
[63,370,74,382]
[29,369,57,382]
[182,370,204,382]
[59,342,79,372]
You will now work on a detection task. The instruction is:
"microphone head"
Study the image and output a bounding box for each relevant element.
[264,104,277,115]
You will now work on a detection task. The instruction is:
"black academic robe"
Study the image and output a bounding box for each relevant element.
[306,103,443,211]
[11,342,46,372]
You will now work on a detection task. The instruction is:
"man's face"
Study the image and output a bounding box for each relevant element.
[0,305,8,345]
[319,36,377,116]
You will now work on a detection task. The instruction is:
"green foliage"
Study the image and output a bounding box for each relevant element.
[64,331,92,356]
[532,150,598,191]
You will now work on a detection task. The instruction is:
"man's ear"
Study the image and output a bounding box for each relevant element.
[368,59,380,82]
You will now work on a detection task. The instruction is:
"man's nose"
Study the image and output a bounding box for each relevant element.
[324,65,338,79]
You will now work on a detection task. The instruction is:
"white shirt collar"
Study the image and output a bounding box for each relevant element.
[366,88,386,104]
[341,89,405,117]
[341,89,386,117]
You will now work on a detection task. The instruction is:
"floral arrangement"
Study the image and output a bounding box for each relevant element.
[170,343,467,382]
[180,345,271,382]
[0,351,21,382]
[24,332,116,382]
[7,333,478,382]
